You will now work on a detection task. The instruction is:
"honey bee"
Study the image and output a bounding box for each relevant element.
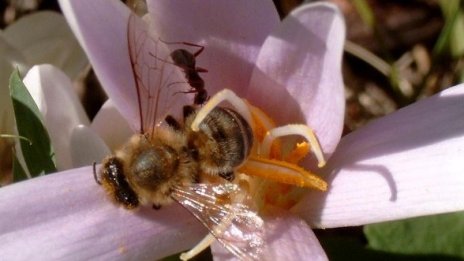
[96,105,253,209]
[93,13,264,260]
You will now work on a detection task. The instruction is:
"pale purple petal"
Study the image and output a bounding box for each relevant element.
[91,100,133,151]
[147,0,280,96]
[293,84,464,228]
[59,0,138,129]
[0,167,206,260]
[70,125,110,168]
[23,64,90,170]
[246,3,345,159]
[60,0,187,131]
[211,208,327,261]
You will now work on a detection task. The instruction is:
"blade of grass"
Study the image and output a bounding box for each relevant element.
[352,0,375,29]
[433,0,463,57]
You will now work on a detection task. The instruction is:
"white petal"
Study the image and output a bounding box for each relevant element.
[91,100,133,151]
[4,11,87,79]
[246,3,346,159]
[23,64,89,170]
[70,125,110,168]
[0,33,28,134]
[293,84,464,228]
[0,166,206,260]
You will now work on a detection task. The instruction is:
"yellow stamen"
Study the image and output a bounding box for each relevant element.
[285,142,310,164]
[239,156,327,191]
[247,103,277,142]
[261,124,326,168]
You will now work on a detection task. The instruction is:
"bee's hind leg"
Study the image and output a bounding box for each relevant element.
[183,105,196,120]
[180,234,215,261]
[218,171,235,182]
[190,89,253,132]
[164,115,181,131]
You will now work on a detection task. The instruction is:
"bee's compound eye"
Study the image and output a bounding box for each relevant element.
[102,157,140,209]
[116,189,139,209]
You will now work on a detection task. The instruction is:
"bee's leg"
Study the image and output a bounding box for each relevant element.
[190,89,252,132]
[164,115,181,131]
[183,105,196,121]
[180,234,215,261]
[261,124,326,168]
[218,171,235,182]
[152,204,161,210]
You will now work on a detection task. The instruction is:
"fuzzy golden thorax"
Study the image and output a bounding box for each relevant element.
[114,128,199,207]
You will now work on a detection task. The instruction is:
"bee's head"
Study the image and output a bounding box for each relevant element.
[96,157,139,209]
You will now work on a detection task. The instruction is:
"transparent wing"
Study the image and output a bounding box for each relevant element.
[171,183,265,260]
[127,14,189,134]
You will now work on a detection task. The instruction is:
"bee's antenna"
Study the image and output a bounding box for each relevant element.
[93,162,102,185]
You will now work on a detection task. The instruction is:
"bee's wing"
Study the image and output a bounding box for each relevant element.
[171,183,265,260]
[127,14,189,134]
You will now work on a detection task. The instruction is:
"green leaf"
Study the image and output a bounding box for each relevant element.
[9,69,56,176]
[364,212,464,258]
[319,234,461,261]
[12,151,28,182]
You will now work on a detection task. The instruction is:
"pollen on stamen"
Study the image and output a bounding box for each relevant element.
[285,142,310,164]
[239,156,327,191]
[261,124,326,168]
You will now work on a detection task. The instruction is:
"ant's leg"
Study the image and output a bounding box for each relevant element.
[194,90,208,105]
[159,38,205,57]
[148,51,173,65]
[261,124,326,168]
[195,66,208,73]
[190,89,253,132]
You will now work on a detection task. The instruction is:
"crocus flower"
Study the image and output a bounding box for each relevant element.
[1,0,464,260]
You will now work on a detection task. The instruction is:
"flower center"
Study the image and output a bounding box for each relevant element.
[189,88,327,210]
[238,103,328,210]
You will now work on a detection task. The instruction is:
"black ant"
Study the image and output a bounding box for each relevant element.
[160,40,209,105]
